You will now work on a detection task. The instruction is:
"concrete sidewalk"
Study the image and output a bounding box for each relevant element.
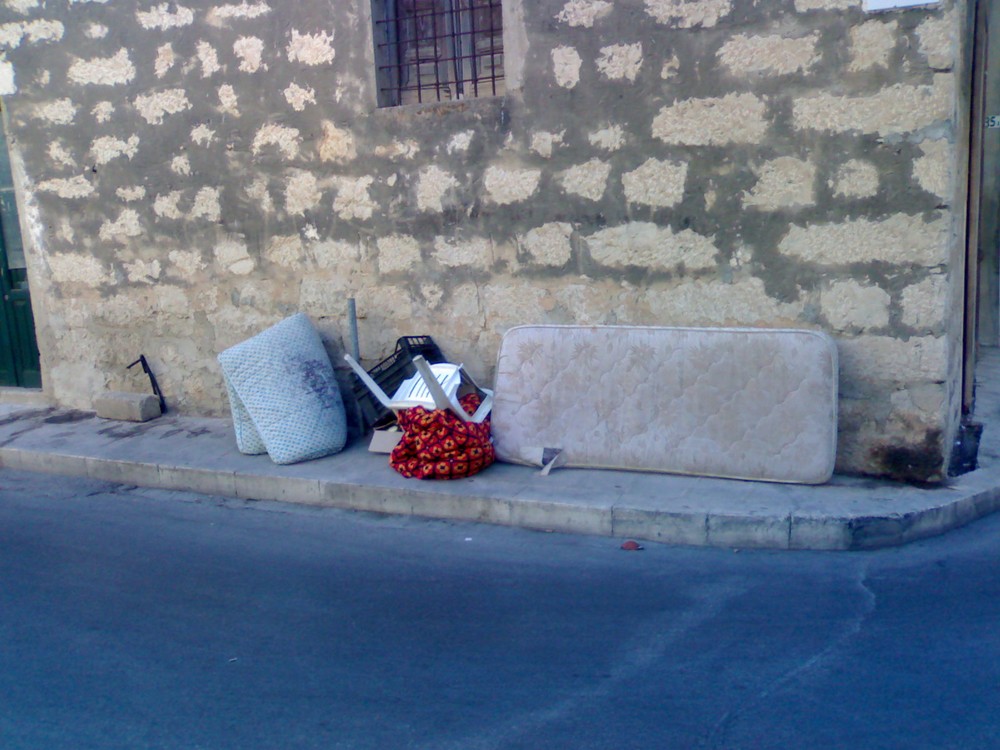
[1,403,999,550]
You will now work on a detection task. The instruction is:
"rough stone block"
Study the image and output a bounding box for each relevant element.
[94,391,161,422]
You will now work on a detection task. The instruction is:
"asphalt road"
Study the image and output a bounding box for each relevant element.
[1,468,998,750]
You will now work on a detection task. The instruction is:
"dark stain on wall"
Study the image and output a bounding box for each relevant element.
[871,429,946,483]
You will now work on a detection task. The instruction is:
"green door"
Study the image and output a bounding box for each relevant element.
[0,102,40,389]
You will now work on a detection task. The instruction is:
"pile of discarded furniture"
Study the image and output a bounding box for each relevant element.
[215,313,839,485]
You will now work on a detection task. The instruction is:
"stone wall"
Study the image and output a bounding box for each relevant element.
[0,0,966,481]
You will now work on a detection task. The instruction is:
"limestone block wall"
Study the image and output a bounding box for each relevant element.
[0,0,967,481]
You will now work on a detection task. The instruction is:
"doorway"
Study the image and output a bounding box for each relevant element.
[0,101,40,389]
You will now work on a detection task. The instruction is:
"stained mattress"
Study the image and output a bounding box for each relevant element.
[491,325,838,484]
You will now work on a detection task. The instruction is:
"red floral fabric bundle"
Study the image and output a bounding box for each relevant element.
[389,393,495,479]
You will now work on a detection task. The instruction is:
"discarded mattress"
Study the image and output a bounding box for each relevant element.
[218,313,347,465]
[491,325,838,484]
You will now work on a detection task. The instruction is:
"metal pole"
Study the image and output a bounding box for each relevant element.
[348,298,361,360]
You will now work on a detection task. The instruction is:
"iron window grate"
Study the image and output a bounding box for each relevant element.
[374,0,504,107]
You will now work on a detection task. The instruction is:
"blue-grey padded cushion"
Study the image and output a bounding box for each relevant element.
[218,313,347,464]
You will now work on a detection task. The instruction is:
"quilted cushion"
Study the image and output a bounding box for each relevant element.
[491,325,838,484]
[218,313,347,464]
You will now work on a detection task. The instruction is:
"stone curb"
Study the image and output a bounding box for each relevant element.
[4,441,1000,551]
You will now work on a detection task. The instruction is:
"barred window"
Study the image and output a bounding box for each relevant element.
[372,0,505,107]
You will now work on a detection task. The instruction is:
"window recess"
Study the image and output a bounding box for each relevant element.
[373,0,505,107]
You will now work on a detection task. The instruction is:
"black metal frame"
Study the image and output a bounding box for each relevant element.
[373,0,504,107]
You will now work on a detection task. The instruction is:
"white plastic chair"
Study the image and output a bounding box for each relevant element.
[344,354,492,423]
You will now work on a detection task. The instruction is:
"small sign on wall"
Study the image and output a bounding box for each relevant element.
[864,0,940,10]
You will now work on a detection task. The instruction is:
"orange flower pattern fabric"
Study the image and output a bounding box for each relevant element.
[389,394,495,479]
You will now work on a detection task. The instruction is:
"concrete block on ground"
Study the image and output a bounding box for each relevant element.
[95,392,161,422]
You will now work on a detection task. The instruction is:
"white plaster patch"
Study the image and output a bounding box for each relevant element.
[311,239,359,270]
[191,187,222,222]
[717,33,820,76]
[530,131,564,158]
[518,223,573,267]
[596,43,643,82]
[207,1,271,25]
[47,253,112,287]
[48,141,74,167]
[167,249,205,280]
[374,140,419,159]
[661,55,681,79]
[99,208,142,243]
[645,0,732,28]
[588,126,625,151]
[265,235,303,267]
[218,84,239,115]
[484,166,541,204]
[86,23,108,39]
[287,29,335,66]
[848,19,897,72]
[0,19,64,48]
[155,44,175,78]
[552,46,582,89]
[821,280,890,331]
[447,131,474,154]
[831,159,880,198]
[153,190,184,219]
[645,277,804,327]
[197,41,222,77]
[134,89,192,124]
[215,238,256,275]
[333,176,375,220]
[36,98,76,125]
[283,82,316,111]
[0,60,14,95]
[433,236,492,269]
[795,0,854,8]
[302,224,319,241]
[252,124,300,159]
[124,259,162,284]
[36,174,94,199]
[285,171,321,216]
[4,0,39,14]
[247,176,273,213]
[917,9,956,71]
[234,36,266,73]
[622,158,688,207]
[319,121,356,162]
[416,166,458,212]
[743,157,817,210]
[67,48,135,86]
[585,222,718,271]
[556,0,613,26]
[779,213,948,266]
[901,274,947,330]
[792,75,953,136]
[137,4,194,30]
[0,26,22,49]
[171,155,191,176]
[92,101,114,123]
[652,93,768,145]
[116,185,146,202]
[559,159,611,201]
[191,124,215,146]
[90,135,139,165]
[913,139,952,203]
[377,235,422,274]
[57,217,75,244]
